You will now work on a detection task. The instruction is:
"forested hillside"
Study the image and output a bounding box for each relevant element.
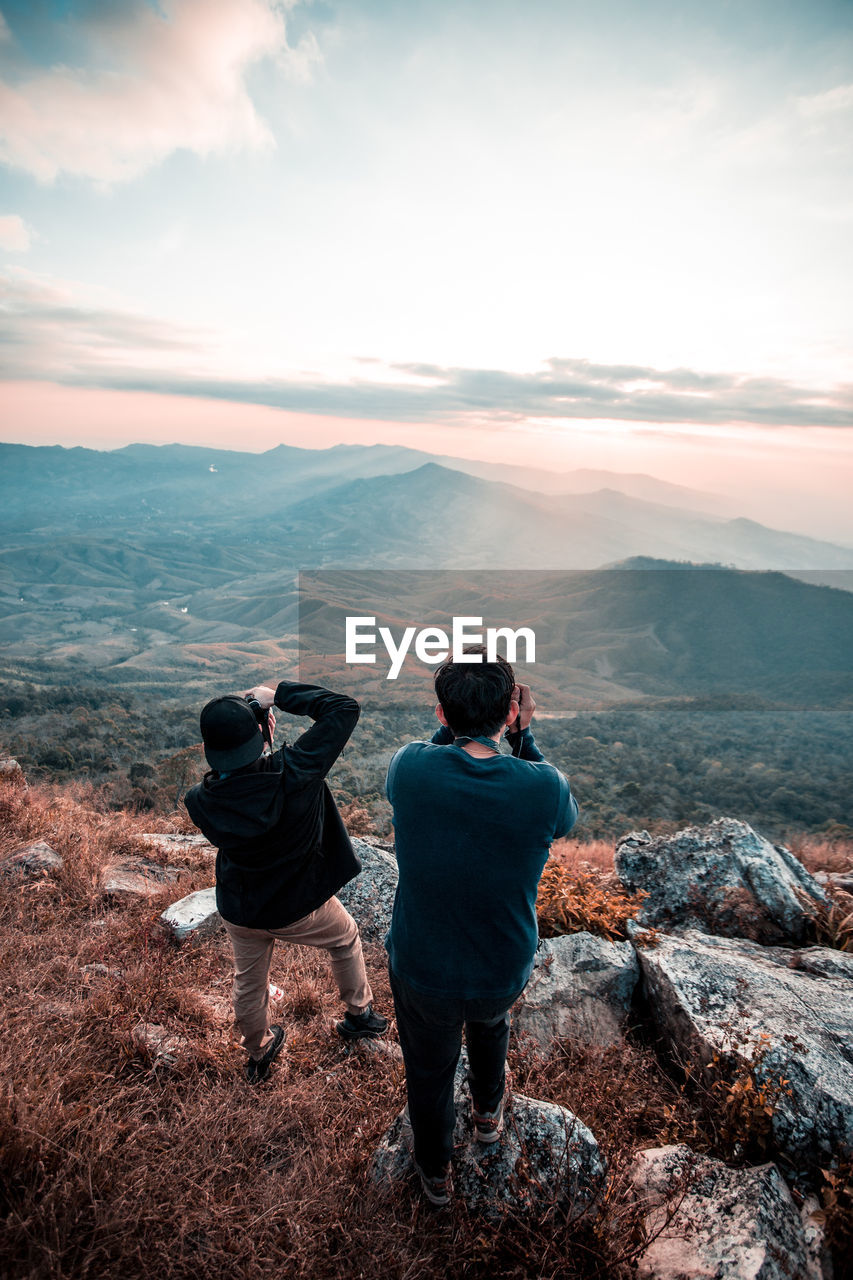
[2,683,850,843]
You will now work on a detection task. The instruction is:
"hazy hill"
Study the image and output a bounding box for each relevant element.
[4,441,850,579]
[2,445,852,704]
[0,440,735,535]
[270,463,853,574]
[294,564,853,709]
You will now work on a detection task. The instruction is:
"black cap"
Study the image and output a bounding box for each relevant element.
[199,696,264,771]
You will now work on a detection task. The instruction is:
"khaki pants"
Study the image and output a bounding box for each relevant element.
[223,896,373,1059]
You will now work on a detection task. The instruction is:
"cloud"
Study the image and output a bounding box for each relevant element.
[0,0,312,183]
[0,271,204,378]
[0,214,31,251]
[797,83,853,121]
[1,270,851,429]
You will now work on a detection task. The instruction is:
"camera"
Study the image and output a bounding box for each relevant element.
[245,696,273,750]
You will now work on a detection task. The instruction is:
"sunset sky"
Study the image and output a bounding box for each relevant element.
[1,0,852,538]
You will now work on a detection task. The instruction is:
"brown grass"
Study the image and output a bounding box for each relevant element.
[0,779,842,1278]
[787,833,853,877]
[549,838,615,875]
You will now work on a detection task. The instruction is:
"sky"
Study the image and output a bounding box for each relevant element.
[0,0,852,539]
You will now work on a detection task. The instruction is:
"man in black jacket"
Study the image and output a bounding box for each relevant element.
[185,680,387,1083]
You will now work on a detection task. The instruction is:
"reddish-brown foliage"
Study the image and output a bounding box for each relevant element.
[536,858,647,942]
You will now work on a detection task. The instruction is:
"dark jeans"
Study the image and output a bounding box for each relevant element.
[389,965,522,1177]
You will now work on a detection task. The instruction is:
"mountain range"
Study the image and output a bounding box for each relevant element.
[1,441,852,706]
[0,440,734,535]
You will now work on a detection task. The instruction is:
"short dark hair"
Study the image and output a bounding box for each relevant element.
[434,645,515,738]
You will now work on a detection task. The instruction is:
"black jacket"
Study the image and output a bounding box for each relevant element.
[184,682,361,928]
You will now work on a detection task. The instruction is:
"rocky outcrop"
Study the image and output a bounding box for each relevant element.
[0,839,63,878]
[0,757,27,788]
[814,870,853,896]
[131,1021,190,1067]
[139,833,215,857]
[515,932,639,1049]
[102,855,185,899]
[159,887,221,942]
[372,1075,605,1219]
[337,837,398,943]
[629,1145,827,1280]
[636,929,853,1166]
[615,818,827,944]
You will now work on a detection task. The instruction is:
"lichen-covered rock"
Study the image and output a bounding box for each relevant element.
[799,1193,834,1280]
[139,833,214,857]
[615,818,826,944]
[337,837,398,943]
[815,870,853,896]
[80,963,123,980]
[102,856,185,898]
[0,757,27,788]
[629,1145,822,1280]
[637,929,853,1166]
[515,932,639,1049]
[372,1070,605,1219]
[159,887,221,942]
[0,839,63,878]
[131,1022,190,1067]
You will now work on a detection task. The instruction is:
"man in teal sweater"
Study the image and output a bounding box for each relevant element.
[385,650,578,1205]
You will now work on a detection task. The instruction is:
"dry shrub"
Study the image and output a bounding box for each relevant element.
[657,1027,802,1164]
[536,857,647,941]
[338,801,376,837]
[788,833,853,877]
[792,886,853,953]
[821,1160,853,1254]
[507,1034,703,1272]
[550,838,615,874]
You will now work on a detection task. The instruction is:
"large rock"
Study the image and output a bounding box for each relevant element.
[159,887,221,942]
[0,839,63,878]
[815,870,853,896]
[139,833,215,857]
[102,856,185,899]
[629,1145,825,1280]
[337,837,398,943]
[372,1060,605,1219]
[615,818,827,944]
[515,932,639,1049]
[0,757,27,788]
[636,929,853,1166]
[131,1022,190,1067]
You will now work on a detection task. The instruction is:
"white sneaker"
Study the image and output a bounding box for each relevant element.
[472,1100,504,1143]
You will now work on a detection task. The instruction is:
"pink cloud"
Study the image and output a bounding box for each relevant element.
[0,214,31,251]
[0,0,310,183]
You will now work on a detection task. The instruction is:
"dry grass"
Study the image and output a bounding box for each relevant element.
[0,779,659,1279]
[787,833,853,877]
[549,838,615,875]
[0,779,845,1278]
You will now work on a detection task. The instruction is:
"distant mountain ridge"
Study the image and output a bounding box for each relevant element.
[269,462,853,576]
[2,441,852,700]
[0,440,733,534]
[294,564,853,709]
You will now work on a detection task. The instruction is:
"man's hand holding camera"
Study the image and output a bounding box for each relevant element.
[244,685,276,751]
[508,683,535,733]
[245,684,275,710]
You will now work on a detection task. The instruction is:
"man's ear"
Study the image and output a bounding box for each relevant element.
[505,697,520,729]
[435,703,449,728]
